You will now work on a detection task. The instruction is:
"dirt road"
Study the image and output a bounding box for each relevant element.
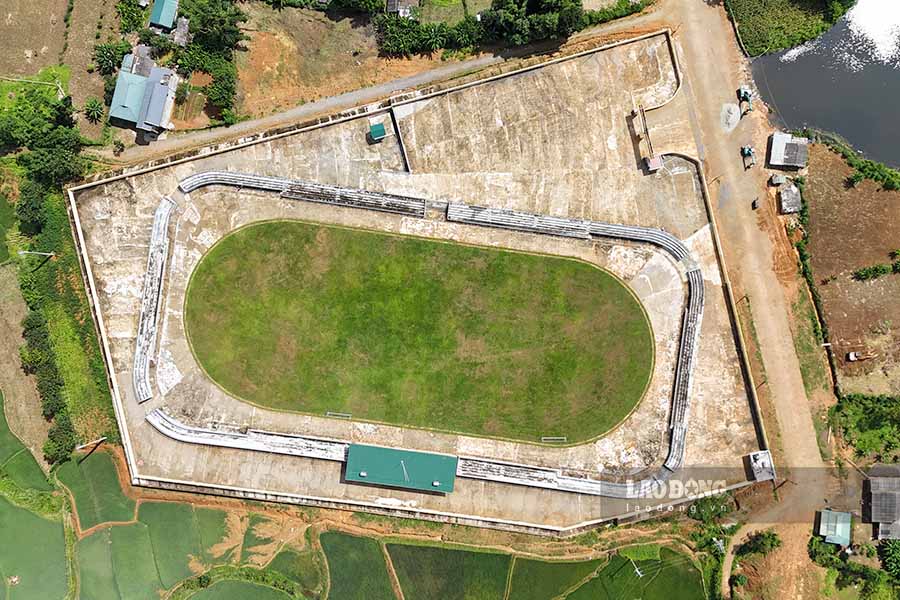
[583,1,828,596]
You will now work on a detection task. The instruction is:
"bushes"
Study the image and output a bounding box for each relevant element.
[831,393,900,459]
[725,0,855,56]
[92,40,132,76]
[736,530,781,557]
[853,263,893,281]
[116,0,146,33]
[375,0,650,55]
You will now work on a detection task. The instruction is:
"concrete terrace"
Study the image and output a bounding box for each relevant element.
[70,32,761,532]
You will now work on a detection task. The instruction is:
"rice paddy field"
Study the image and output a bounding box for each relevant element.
[388,544,510,600]
[0,392,51,491]
[319,532,395,600]
[186,221,654,443]
[322,533,706,600]
[0,496,67,599]
[187,580,292,599]
[57,451,135,529]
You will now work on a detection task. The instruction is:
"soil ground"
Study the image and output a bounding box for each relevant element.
[805,143,900,396]
[0,0,69,75]
[236,3,448,118]
[0,264,50,470]
[61,0,119,140]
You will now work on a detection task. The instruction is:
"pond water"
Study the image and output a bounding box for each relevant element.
[751,0,900,167]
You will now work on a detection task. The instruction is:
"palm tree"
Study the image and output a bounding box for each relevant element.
[84,97,105,124]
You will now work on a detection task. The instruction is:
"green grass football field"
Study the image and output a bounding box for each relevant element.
[185,221,654,443]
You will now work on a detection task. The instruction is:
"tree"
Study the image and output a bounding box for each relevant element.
[180,0,248,55]
[83,97,105,123]
[556,0,584,36]
[737,530,782,557]
[421,23,450,51]
[336,0,383,13]
[93,40,132,76]
[15,180,47,235]
[729,573,748,588]
[878,539,900,579]
[116,0,146,33]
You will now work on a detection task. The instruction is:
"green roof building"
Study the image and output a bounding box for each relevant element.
[149,0,179,30]
[345,444,458,494]
[109,70,149,124]
[818,509,852,546]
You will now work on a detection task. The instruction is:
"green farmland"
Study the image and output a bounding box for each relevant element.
[320,532,395,600]
[186,221,654,443]
[0,496,67,599]
[57,451,135,529]
[0,392,51,491]
[187,580,292,599]
[507,556,604,600]
[389,544,510,599]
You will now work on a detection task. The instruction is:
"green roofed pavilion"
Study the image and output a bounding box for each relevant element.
[818,509,851,546]
[345,444,458,494]
[150,0,179,30]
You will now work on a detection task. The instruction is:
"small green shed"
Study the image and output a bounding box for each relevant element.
[345,444,458,494]
[368,122,387,143]
[149,0,179,30]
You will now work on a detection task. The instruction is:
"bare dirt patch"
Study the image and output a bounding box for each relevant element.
[0,0,69,75]
[236,4,447,117]
[805,143,900,395]
[61,0,119,139]
[0,264,50,470]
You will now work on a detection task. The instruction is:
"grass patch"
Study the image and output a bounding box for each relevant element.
[0,66,71,111]
[507,556,603,600]
[791,292,830,397]
[186,579,292,599]
[320,532,394,600]
[76,528,120,600]
[56,451,134,530]
[267,548,325,595]
[0,495,68,599]
[724,0,849,56]
[241,513,275,562]
[388,543,510,599]
[139,501,202,589]
[0,193,13,262]
[567,548,704,600]
[419,0,466,24]
[43,302,107,430]
[109,523,164,600]
[2,449,52,491]
[186,221,654,443]
[619,544,661,561]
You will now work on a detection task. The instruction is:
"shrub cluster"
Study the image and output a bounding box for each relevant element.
[3,85,112,464]
[831,393,900,459]
[116,0,146,33]
[375,0,649,56]
[736,530,781,557]
[853,263,893,281]
[809,535,894,599]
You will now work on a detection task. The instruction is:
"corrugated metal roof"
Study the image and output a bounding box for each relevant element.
[818,510,851,546]
[109,70,148,124]
[769,131,809,168]
[345,444,458,493]
[150,0,179,29]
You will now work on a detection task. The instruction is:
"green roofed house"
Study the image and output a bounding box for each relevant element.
[345,444,458,494]
[818,509,852,547]
[109,45,179,141]
[149,0,179,30]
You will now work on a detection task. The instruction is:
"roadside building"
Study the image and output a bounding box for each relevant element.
[769,131,809,169]
[109,46,179,141]
[386,0,418,18]
[149,0,179,31]
[778,183,801,214]
[818,509,852,547]
[868,464,900,539]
